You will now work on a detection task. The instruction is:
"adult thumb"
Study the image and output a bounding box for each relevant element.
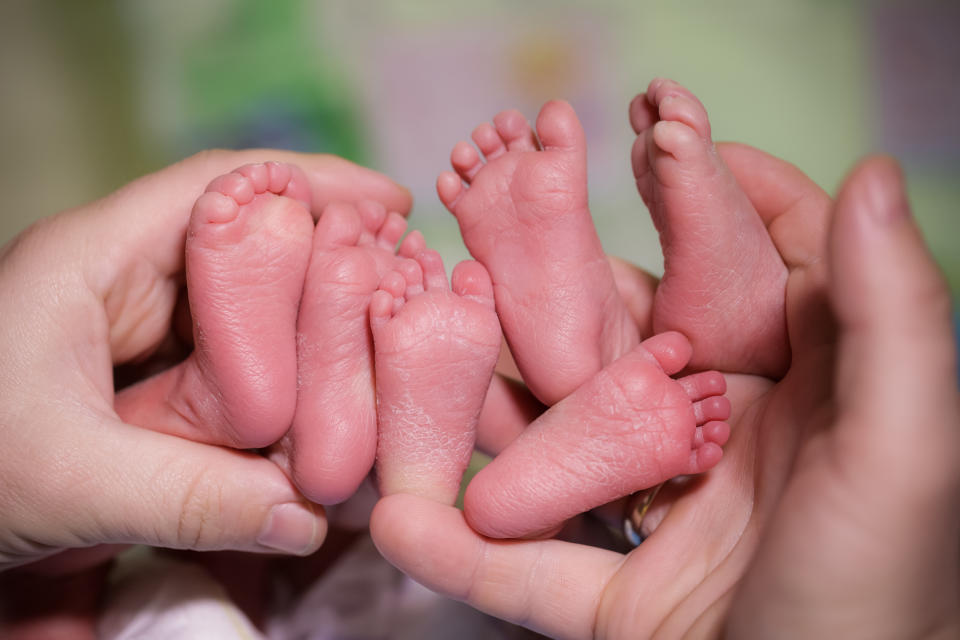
[829,155,959,489]
[4,413,326,570]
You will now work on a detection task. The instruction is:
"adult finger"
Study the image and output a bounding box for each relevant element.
[371,493,622,640]
[829,156,960,485]
[718,142,831,269]
[718,142,835,351]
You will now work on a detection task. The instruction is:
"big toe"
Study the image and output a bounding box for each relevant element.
[280,163,313,211]
[536,100,586,152]
[629,92,659,134]
[314,202,364,250]
[451,259,495,305]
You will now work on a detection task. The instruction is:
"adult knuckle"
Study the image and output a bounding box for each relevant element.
[175,466,225,549]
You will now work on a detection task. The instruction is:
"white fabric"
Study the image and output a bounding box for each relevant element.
[98,549,264,640]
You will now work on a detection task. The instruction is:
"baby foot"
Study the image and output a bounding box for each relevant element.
[371,250,501,506]
[463,331,730,539]
[184,161,314,446]
[630,78,789,377]
[281,200,424,505]
[438,101,639,405]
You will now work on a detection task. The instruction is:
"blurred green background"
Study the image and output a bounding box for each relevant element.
[1,0,957,295]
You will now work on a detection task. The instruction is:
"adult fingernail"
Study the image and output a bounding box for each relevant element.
[863,157,910,225]
[257,503,320,555]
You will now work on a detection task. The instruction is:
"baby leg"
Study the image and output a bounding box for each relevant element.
[631,78,789,376]
[439,101,639,405]
[372,250,501,506]
[464,332,730,539]
[279,201,424,505]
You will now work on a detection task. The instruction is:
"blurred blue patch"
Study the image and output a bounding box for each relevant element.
[178,0,368,163]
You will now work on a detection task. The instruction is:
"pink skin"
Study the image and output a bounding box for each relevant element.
[276,200,426,505]
[371,250,501,506]
[631,78,790,377]
[438,100,640,406]
[115,161,315,447]
[464,331,730,539]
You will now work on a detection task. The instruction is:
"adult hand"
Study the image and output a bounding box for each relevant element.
[370,152,960,638]
[727,157,960,638]
[0,150,412,571]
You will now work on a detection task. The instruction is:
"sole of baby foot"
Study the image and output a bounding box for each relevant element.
[630,78,789,377]
[372,250,502,506]
[178,161,313,447]
[464,332,730,539]
[438,100,639,405]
